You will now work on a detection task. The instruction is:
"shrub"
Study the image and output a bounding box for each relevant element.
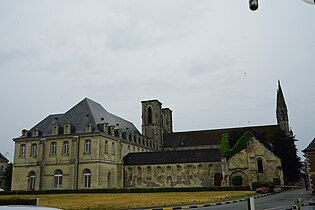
[0,198,37,205]
[256,187,269,194]
[252,182,274,192]
[231,176,243,186]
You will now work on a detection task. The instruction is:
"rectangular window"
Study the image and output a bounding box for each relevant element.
[105,141,108,154]
[31,144,37,157]
[63,141,69,154]
[50,142,57,155]
[111,142,115,155]
[20,144,26,157]
[85,140,91,153]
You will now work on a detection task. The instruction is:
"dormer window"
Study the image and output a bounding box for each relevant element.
[64,124,72,134]
[32,129,41,137]
[52,125,59,135]
[21,129,30,138]
[85,124,94,133]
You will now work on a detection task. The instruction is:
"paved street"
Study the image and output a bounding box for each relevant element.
[148,188,315,210]
[199,188,314,210]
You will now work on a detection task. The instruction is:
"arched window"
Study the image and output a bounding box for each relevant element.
[28,171,36,191]
[83,169,91,188]
[107,171,111,188]
[53,169,63,189]
[257,159,264,173]
[147,106,153,124]
[85,139,91,153]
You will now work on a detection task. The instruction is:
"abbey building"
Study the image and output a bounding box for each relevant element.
[11,82,295,190]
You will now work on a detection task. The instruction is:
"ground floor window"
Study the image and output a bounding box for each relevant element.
[28,171,36,191]
[84,169,91,188]
[53,169,63,189]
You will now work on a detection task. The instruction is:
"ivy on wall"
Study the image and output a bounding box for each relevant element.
[220,131,255,159]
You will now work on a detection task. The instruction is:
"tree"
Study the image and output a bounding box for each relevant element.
[272,134,301,184]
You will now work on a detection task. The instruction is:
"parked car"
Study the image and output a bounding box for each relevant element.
[0,188,4,192]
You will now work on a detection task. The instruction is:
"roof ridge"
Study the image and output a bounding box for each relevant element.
[169,124,279,134]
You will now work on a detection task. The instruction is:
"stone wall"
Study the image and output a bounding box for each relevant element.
[124,162,223,188]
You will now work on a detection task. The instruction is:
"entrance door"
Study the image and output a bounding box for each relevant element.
[214,173,223,186]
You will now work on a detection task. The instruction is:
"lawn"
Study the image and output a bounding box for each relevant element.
[0,191,256,210]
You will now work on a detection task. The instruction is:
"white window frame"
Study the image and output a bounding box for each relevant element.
[85,140,91,153]
[20,144,26,157]
[63,141,69,154]
[28,171,36,191]
[50,142,57,155]
[83,169,91,188]
[53,170,63,189]
[31,144,37,157]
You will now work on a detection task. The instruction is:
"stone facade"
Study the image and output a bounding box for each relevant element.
[12,82,292,191]
[124,137,283,188]
[303,138,315,193]
[225,137,283,186]
[12,132,153,191]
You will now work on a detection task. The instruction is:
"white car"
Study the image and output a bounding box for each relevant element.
[0,188,4,192]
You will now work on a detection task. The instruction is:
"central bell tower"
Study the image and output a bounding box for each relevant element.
[141,99,172,149]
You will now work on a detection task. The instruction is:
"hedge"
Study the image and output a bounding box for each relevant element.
[0,186,251,195]
[0,198,37,205]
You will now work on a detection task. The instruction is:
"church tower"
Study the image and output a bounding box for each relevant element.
[141,100,172,149]
[276,81,291,135]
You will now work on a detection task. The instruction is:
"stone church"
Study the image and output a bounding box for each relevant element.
[11,82,291,191]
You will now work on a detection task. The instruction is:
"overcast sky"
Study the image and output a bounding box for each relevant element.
[0,0,314,161]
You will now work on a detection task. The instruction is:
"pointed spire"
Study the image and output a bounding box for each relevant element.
[277,80,287,109]
[276,80,290,134]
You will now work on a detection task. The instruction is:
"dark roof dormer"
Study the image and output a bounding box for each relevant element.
[21,129,30,138]
[85,123,94,133]
[64,123,75,134]
[32,128,42,137]
[52,124,62,135]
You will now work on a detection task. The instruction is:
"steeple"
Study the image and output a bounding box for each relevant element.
[276,81,290,135]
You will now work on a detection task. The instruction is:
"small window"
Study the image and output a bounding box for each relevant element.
[50,142,57,155]
[31,144,37,157]
[85,124,93,132]
[83,169,91,188]
[85,140,91,153]
[105,141,108,154]
[257,159,264,173]
[20,144,26,157]
[52,125,59,135]
[53,170,63,189]
[63,141,69,154]
[111,142,115,155]
[147,106,153,124]
[64,124,71,134]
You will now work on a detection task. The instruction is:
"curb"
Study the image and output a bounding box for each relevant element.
[150,193,271,210]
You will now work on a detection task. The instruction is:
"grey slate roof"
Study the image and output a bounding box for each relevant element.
[123,149,221,165]
[0,152,9,162]
[25,98,140,137]
[163,124,283,150]
[303,138,315,152]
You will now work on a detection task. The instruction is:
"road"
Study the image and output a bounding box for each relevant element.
[202,188,314,210]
